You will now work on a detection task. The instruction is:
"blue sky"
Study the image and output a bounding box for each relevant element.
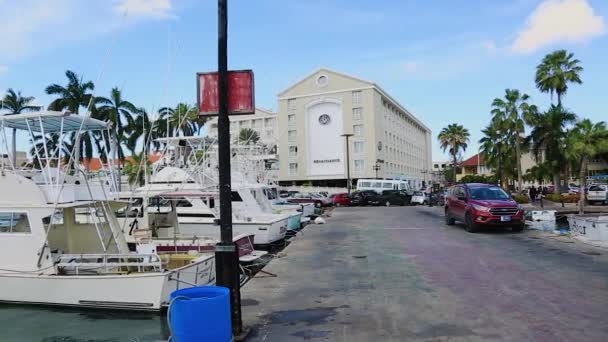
[0,0,606,160]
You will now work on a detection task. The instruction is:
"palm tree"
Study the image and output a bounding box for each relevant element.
[567,119,608,213]
[158,103,199,137]
[479,118,511,188]
[535,50,583,107]
[95,87,138,161]
[237,128,260,145]
[1,89,41,166]
[438,124,470,182]
[527,105,576,190]
[122,152,151,186]
[45,70,96,165]
[491,89,536,192]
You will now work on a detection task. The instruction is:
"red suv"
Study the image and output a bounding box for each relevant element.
[445,183,524,233]
[332,193,350,207]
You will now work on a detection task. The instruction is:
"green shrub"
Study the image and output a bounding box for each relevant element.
[544,193,579,203]
[544,194,561,202]
[512,194,529,204]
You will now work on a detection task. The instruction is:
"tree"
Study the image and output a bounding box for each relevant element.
[237,128,260,145]
[479,119,512,188]
[95,87,138,161]
[158,103,199,137]
[535,50,583,107]
[527,105,577,190]
[567,119,608,213]
[1,89,41,166]
[45,70,96,165]
[122,152,151,186]
[490,89,536,193]
[438,124,470,183]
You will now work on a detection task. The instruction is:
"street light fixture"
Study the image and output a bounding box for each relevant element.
[341,133,354,194]
[372,163,381,179]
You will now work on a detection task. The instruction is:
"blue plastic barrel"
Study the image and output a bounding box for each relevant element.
[169,286,232,342]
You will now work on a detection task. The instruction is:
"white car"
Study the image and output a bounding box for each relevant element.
[587,185,608,205]
[410,191,428,205]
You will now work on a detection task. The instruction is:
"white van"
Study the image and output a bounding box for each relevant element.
[356,179,410,194]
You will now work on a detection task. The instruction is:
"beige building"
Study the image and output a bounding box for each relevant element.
[276,68,432,188]
[206,107,278,146]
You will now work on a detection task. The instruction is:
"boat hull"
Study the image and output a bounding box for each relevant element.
[0,255,215,311]
[177,220,287,246]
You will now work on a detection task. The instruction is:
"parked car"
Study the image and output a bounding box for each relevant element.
[368,190,411,206]
[410,191,428,205]
[288,192,330,208]
[587,185,608,205]
[445,183,524,233]
[349,190,377,206]
[332,193,350,207]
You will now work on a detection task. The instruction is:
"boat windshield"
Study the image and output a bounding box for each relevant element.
[469,187,510,200]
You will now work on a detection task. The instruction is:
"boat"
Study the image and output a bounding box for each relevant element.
[0,111,215,311]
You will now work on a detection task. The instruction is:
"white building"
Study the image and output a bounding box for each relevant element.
[276,68,432,188]
[206,107,278,146]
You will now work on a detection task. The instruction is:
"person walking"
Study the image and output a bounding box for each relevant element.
[529,186,537,203]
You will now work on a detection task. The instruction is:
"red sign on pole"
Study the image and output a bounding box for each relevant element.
[197,70,255,116]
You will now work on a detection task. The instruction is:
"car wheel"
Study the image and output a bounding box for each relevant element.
[385,200,391,207]
[445,208,455,225]
[464,213,479,233]
[315,201,322,208]
[512,224,524,232]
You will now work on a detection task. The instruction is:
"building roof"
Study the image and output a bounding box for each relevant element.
[460,153,484,167]
[81,153,162,171]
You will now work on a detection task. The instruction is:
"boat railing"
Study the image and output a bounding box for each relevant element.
[56,253,162,275]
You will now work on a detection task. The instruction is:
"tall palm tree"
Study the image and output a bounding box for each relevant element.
[491,89,536,192]
[527,105,576,190]
[45,70,96,165]
[237,128,260,145]
[1,89,41,167]
[479,118,511,188]
[438,123,470,182]
[158,103,199,137]
[535,50,583,107]
[567,119,608,213]
[95,87,138,161]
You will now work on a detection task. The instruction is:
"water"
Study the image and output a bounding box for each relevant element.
[0,304,169,342]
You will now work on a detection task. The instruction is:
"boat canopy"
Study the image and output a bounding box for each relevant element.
[0,111,109,133]
[158,190,219,198]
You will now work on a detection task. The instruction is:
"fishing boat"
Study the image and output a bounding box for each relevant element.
[0,111,215,311]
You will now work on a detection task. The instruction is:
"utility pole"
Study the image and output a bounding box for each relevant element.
[342,133,353,194]
[215,0,243,337]
[373,163,381,179]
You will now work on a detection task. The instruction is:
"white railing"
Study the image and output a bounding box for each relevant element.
[56,253,162,275]
[280,185,348,195]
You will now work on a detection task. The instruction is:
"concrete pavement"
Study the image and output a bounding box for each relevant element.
[241,206,608,341]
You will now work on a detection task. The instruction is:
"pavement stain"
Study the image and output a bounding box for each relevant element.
[415,323,477,339]
[263,306,349,327]
[290,329,330,339]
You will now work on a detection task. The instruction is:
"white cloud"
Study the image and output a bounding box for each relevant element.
[511,0,606,53]
[114,0,173,18]
[401,61,419,73]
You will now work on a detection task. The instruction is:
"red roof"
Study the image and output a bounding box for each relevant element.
[460,153,484,167]
[80,153,162,171]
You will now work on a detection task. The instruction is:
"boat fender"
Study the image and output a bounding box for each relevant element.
[314,217,326,224]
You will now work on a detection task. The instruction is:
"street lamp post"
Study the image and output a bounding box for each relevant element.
[373,163,381,179]
[342,133,353,194]
[214,0,243,338]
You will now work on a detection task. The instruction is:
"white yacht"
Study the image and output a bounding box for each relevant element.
[0,111,214,311]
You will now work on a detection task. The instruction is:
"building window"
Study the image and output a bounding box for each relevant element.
[353,107,362,120]
[288,98,296,110]
[288,130,296,142]
[265,118,275,127]
[288,114,296,126]
[354,141,364,154]
[0,212,31,233]
[354,160,364,173]
[352,91,362,105]
[266,130,274,138]
[353,124,363,136]
[289,146,297,157]
[289,163,298,176]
